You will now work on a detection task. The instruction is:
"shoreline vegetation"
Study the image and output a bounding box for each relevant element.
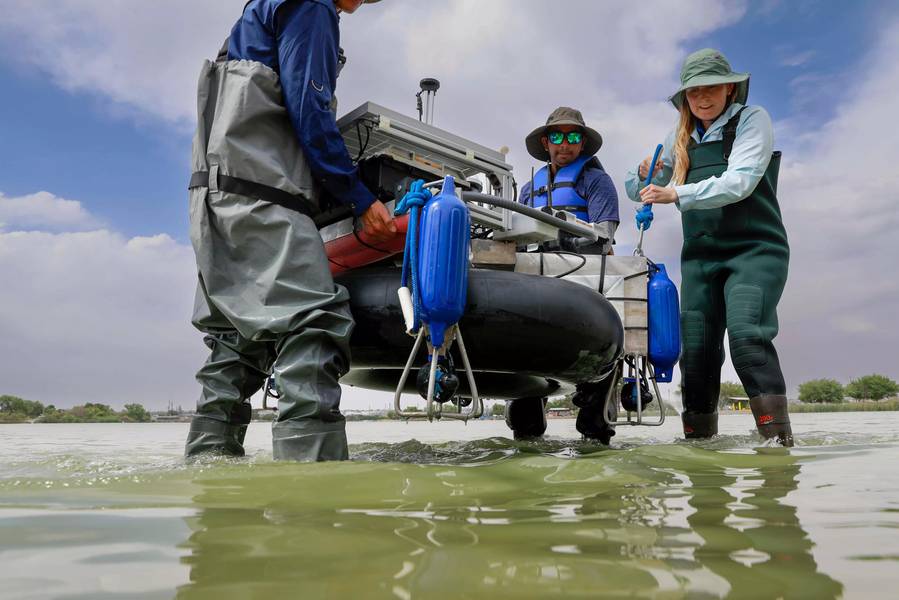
[3,392,899,424]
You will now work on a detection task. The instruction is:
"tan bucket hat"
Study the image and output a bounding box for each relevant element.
[525,107,602,162]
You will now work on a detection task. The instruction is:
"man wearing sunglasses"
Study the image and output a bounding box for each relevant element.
[520,107,619,254]
[508,108,620,444]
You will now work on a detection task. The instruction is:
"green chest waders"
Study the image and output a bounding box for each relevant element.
[679,107,793,445]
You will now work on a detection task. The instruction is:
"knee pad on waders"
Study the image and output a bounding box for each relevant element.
[682,412,718,439]
[750,394,794,447]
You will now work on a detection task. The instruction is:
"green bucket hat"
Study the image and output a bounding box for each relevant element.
[525,107,602,162]
[670,48,749,109]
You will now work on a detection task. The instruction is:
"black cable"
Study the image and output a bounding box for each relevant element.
[598,253,607,293]
[353,120,372,164]
[350,216,395,255]
[550,250,587,278]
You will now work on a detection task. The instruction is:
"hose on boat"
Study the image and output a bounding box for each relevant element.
[634,144,664,257]
[549,251,587,278]
[459,192,599,241]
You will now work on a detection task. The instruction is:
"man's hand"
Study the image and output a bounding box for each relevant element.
[639,184,678,205]
[638,155,665,181]
[360,200,397,241]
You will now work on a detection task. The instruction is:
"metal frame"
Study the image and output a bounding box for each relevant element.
[602,355,667,427]
[393,325,483,422]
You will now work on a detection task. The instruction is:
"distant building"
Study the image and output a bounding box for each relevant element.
[725,396,749,411]
[547,406,574,418]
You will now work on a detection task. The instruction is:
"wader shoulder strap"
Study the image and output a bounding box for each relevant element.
[216,37,230,62]
[215,0,255,63]
[722,106,748,160]
[189,170,314,220]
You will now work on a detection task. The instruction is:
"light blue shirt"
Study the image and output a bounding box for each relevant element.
[624,103,774,211]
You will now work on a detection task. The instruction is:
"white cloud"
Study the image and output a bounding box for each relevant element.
[779,49,815,68]
[0,191,103,233]
[0,0,246,127]
[0,223,204,409]
[769,30,899,386]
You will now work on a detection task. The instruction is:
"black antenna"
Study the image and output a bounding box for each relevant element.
[545,161,554,210]
[418,78,441,125]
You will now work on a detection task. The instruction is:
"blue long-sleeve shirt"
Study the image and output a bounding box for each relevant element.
[228,0,375,216]
[624,102,774,211]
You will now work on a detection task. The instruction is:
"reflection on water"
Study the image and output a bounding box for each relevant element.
[174,442,842,599]
[3,415,899,599]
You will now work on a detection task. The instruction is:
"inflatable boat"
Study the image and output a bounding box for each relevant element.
[307,102,679,439]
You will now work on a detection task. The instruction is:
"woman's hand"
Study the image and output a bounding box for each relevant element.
[639,184,678,205]
[638,155,665,181]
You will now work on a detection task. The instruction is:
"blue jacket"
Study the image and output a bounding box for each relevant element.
[228,0,375,216]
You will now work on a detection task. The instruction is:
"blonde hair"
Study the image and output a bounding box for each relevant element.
[671,101,695,186]
[671,86,736,185]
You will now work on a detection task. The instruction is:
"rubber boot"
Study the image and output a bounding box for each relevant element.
[682,412,718,439]
[185,401,253,458]
[750,394,794,447]
[505,397,547,439]
[573,381,617,445]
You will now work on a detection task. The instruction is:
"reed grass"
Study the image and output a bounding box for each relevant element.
[789,398,899,412]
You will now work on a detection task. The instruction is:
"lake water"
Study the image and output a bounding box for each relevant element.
[2,412,898,599]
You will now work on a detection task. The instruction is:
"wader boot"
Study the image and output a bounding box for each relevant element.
[505,397,547,439]
[573,378,617,445]
[679,107,793,447]
[185,318,269,458]
[750,394,793,447]
[185,52,353,462]
[682,412,718,439]
[185,402,253,458]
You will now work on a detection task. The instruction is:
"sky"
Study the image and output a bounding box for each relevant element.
[1,0,897,411]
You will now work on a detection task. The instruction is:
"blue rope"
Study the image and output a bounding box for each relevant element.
[395,180,432,333]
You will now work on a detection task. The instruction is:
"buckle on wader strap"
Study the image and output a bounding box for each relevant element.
[189,169,315,220]
[721,106,748,160]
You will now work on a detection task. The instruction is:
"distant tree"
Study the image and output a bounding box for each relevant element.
[123,403,151,423]
[0,395,45,418]
[69,403,118,422]
[798,379,844,403]
[491,402,506,417]
[845,374,899,401]
[546,397,575,410]
[719,381,747,399]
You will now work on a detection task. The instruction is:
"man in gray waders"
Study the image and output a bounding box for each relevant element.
[185,0,393,461]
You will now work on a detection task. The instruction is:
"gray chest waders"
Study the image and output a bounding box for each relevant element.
[678,107,793,446]
[184,56,354,461]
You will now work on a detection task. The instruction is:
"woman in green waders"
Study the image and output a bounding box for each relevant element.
[625,48,793,446]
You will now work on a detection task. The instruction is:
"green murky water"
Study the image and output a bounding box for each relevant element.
[2,414,898,599]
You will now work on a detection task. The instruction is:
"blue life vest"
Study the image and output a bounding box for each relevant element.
[530,155,602,221]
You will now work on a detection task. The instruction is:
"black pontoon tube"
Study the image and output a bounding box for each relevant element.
[460,192,599,241]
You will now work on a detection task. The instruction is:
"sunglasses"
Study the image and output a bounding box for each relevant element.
[547,131,583,145]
